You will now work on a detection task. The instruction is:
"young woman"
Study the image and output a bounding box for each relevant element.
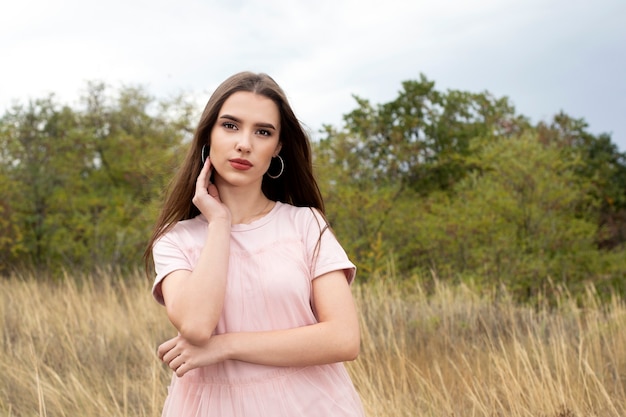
[145,72,366,416]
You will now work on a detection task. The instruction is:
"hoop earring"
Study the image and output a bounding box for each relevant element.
[201,144,209,164]
[266,155,284,179]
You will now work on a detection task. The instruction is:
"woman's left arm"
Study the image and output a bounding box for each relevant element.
[158,270,360,376]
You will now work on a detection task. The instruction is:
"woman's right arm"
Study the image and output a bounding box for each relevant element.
[160,160,231,346]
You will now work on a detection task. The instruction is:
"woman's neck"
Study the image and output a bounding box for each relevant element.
[218,185,273,225]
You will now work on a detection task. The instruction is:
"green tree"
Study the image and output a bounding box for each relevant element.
[315,74,530,276]
[0,96,82,269]
[409,134,611,299]
[0,167,23,272]
[71,82,193,269]
[316,75,625,298]
[537,112,626,250]
[0,83,194,274]
[329,74,530,194]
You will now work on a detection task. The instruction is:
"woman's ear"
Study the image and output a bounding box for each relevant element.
[274,142,282,156]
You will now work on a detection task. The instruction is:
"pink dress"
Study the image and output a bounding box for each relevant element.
[152,202,366,417]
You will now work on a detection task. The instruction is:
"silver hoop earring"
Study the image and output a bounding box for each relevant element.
[266,155,285,179]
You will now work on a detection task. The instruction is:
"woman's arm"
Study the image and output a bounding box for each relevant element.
[159,269,360,376]
[223,269,360,365]
[160,160,231,346]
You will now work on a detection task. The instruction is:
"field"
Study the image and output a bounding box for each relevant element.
[1,268,626,416]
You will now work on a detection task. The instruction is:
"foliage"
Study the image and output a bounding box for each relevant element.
[1,75,625,301]
[537,112,626,249]
[322,74,530,194]
[0,84,194,274]
[410,135,610,299]
[315,74,626,300]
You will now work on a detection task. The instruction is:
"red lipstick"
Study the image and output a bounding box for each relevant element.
[229,158,253,171]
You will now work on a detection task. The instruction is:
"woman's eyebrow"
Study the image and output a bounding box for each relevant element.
[255,122,277,130]
[219,114,240,123]
[219,114,277,130]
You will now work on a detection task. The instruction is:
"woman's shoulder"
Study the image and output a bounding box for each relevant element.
[275,202,324,223]
[159,215,206,243]
[272,203,329,236]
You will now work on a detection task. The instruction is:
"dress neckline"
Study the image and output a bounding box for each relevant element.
[231,201,282,232]
[198,201,282,232]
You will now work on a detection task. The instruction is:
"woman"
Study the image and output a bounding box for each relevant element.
[145,72,365,416]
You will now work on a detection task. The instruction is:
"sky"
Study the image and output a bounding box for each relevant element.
[1,0,625,150]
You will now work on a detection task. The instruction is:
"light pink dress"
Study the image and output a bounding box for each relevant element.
[152,202,366,417]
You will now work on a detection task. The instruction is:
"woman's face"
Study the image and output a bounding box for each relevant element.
[208,91,282,189]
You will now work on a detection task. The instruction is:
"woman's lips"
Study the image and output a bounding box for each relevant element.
[229,159,253,170]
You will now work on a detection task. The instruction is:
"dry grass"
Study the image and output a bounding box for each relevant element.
[1,269,626,416]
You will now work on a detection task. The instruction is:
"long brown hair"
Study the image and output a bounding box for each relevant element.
[143,72,325,274]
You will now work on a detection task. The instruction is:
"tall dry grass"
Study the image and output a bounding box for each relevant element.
[1,268,626,416]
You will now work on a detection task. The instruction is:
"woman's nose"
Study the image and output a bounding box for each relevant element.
[235,132,252,152]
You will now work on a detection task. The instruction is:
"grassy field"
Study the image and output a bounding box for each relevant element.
[1,268,626,416]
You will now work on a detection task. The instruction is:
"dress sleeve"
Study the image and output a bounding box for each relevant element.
[304,208,356,284]
[151,232,193,305]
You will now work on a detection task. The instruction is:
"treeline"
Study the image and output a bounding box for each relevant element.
[0,83,195,273]
[315,75,626,300]
[1,76,625,300]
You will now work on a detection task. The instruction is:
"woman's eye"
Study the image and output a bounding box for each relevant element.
[223,122,237,130]
[257,129,271,136]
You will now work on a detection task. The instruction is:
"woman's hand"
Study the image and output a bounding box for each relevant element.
[192,159,231,223]
[159,159,232,346]
[157,333,229,377]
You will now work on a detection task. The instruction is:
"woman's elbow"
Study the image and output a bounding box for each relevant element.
[166,306,214,345]
[338,328,361,362]
[177,324,213,346]
[347,337,361,361]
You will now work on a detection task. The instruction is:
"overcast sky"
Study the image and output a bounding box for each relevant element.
[2,0,625,150]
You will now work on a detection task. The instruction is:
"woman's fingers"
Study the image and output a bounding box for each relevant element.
[192,160,216,210]
[158,334,228,377]
[195,158,220,201]
[158,338,186,372]
[192,157,231,222]
[196,158,212,192]
[167,353,185,371]
[157,336,179,361]
[207,183,220,200]
[157,336,193,377]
